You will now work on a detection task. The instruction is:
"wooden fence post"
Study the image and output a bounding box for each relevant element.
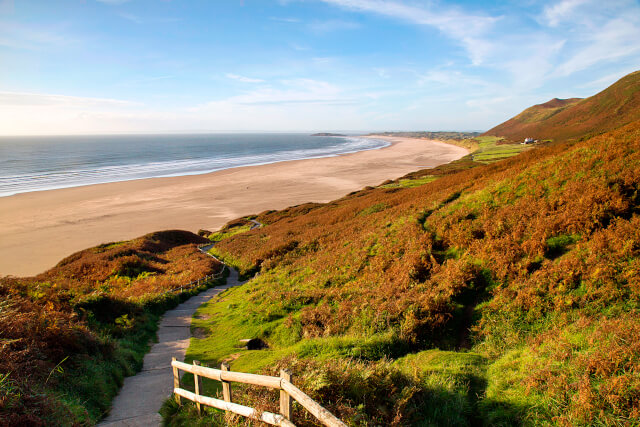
[280,369,292,421]
[221,362,232,404]
[172,357,181,405]
[193,360,203,415]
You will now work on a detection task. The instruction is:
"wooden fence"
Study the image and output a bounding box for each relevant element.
[164,269,225,295]
[171,358,346,427]
[161,243,227,296]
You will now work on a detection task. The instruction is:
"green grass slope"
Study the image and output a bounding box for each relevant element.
[485,70,640,142]
[167,119,640,425]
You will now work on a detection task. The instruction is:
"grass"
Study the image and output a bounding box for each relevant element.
[0,230,224,425]
[60,277,228,423]
[381,176,439,188]
[187,283,290,373]
[166,279,521,426]
[470,136,530,163]
[54,310,163,422]
[164,119,640,425]
[168,314,490,426]
[207,246,257,280]
[394,350,489,424]
[207,223,253,242]
[164,258,493,426]
[380,136,527,189]
[482,314,640,425]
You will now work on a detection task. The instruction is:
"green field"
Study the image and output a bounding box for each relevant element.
[470,136,530,163]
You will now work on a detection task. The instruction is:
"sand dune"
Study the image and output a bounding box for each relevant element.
[0,136,468,276]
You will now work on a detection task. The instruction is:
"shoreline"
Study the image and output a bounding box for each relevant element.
[0,136,468,277]
[0,135,391,199]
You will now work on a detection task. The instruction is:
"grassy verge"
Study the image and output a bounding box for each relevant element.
[380,176,439,189]
[207,224,253,242]
[61,278,228,424]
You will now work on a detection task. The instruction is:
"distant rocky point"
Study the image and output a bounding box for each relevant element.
[311,132,347,137]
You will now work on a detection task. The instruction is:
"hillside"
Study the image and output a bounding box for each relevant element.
[485,70,640,142]
[168,117,640,425]
[0,230,222,425]
[4,71,640,426]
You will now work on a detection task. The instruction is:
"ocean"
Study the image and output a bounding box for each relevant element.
[0,133,388,197]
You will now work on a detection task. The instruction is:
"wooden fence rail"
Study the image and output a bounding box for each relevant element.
[171,359,346,427]
[163,268,226,295]
[161,243,227,296]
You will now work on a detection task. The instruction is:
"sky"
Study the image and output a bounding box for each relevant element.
[0,0,639,135]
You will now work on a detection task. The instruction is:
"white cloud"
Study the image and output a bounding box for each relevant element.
[119,12,142,24]
[0,81,370,135]
[0,21,76,50]
[116,75,174,87]
[204,78,354,106]
[535,0,640,77]
[0,92,143,135]
[0,91,138,107]
[418,70,490,88]
[269,17,301,23]
[579,68,639,89]
[290,43,310,51]
[499,37,566,89]
[554,18,640,76]
[465,96,512,109]
[226,73,265,83]
[316,0,639,87]
[312,56,335,64]
[374,68,389,79]
[542,0,590,27]
[318,0,499,65]
[309,19,361,33]
[96,0,132,5]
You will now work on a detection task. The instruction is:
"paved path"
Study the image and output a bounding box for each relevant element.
[99,269,245,426]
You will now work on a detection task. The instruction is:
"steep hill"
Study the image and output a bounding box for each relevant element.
[178,119,640,425]
[485,70,640,142]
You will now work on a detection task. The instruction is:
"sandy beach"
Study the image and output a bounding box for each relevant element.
[0,136,468,277]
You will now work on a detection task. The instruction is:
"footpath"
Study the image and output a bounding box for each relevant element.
[99,268,245,426]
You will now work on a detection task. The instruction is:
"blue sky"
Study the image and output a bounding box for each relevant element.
[0,0,639,135]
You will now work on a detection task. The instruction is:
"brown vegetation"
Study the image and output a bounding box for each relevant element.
[0,230,221,425]
[209,117,640,423]
[485,70,640,142]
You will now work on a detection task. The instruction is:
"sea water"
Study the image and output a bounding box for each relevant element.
[0,133,388,197]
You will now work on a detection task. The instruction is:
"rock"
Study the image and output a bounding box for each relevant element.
[238,338,268,350]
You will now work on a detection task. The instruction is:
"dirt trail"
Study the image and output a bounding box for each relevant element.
[99,269,245,426]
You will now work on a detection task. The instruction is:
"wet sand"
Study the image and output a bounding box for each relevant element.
[0,136,468,276]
